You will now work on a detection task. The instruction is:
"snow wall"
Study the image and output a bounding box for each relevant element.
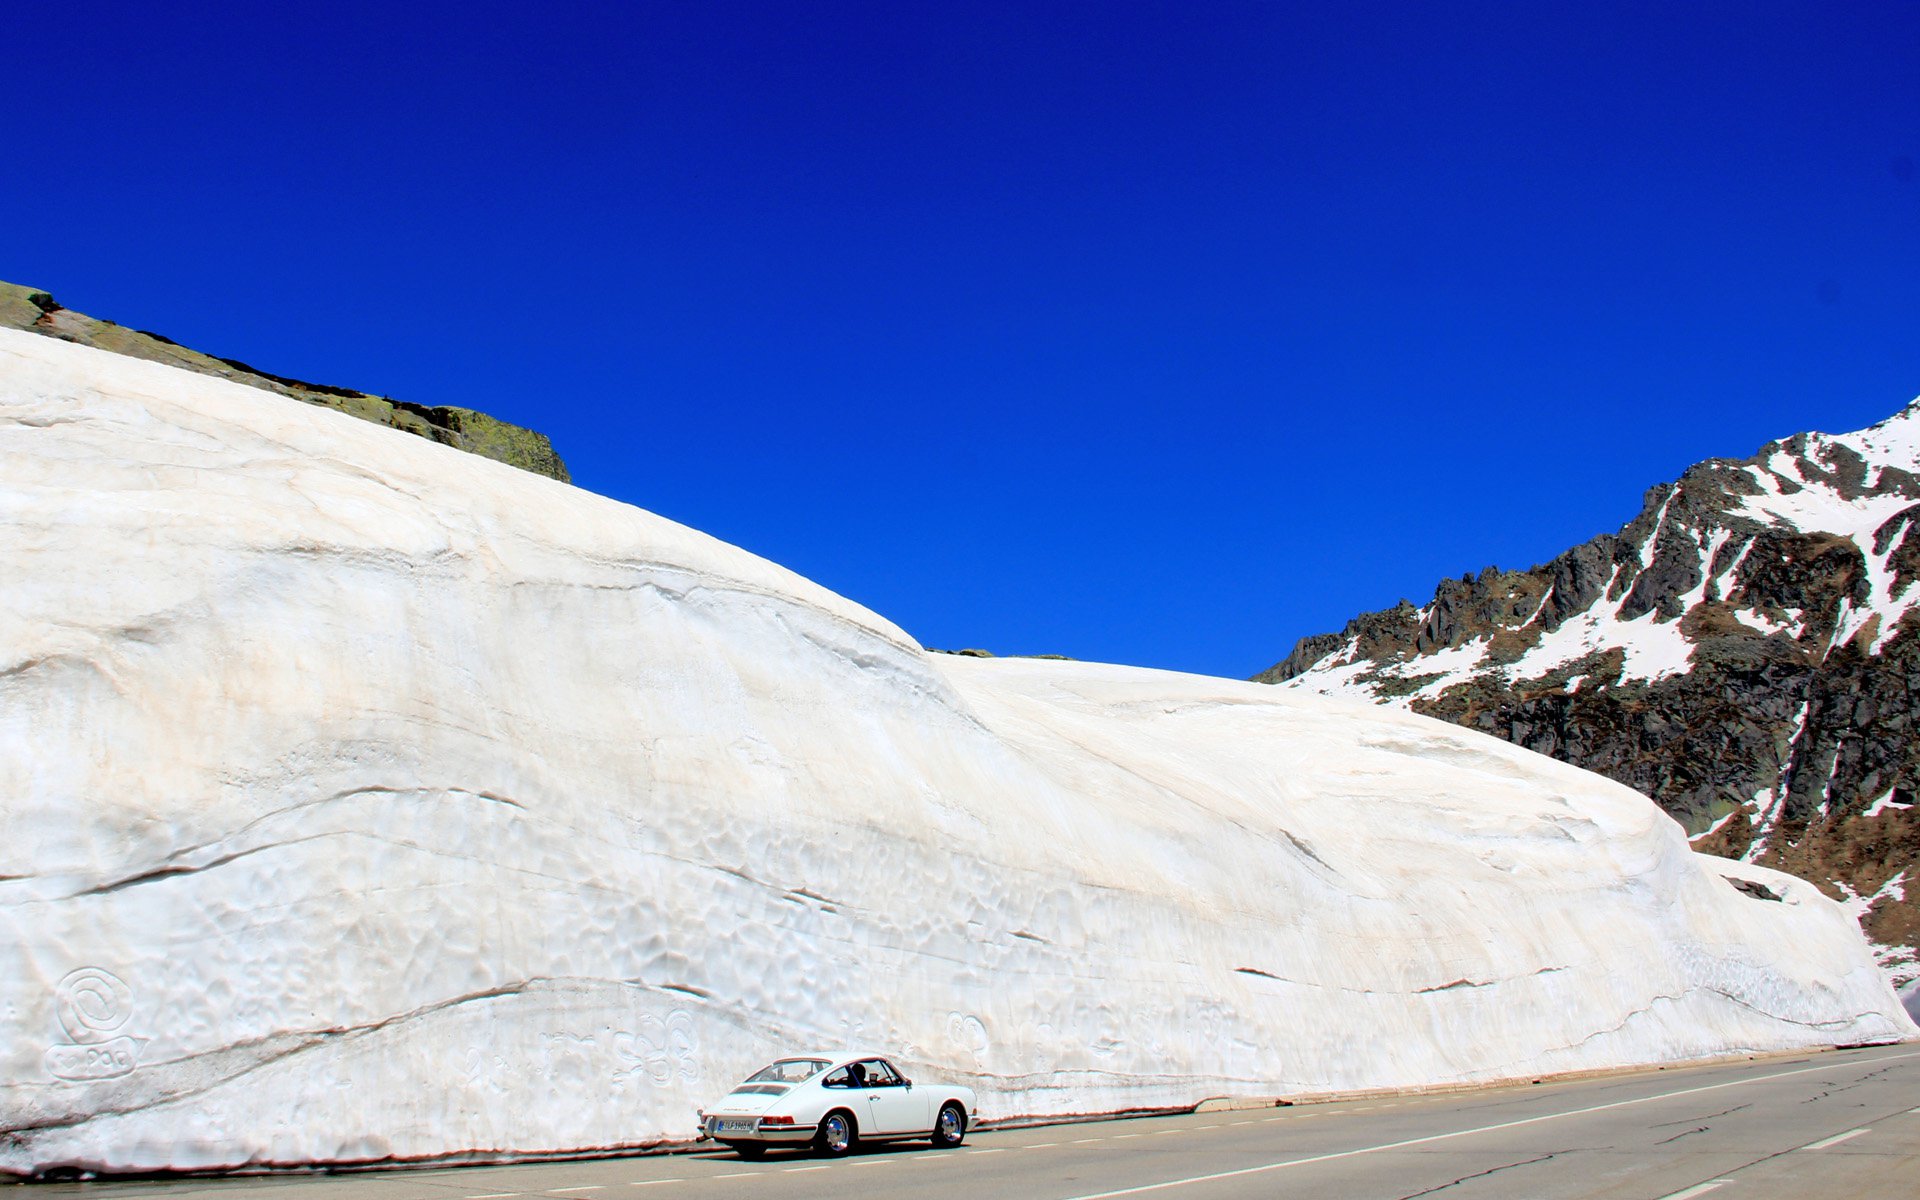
[0,328,1912,1175]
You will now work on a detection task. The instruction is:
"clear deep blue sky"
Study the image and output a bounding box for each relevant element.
[10,2,1918,677]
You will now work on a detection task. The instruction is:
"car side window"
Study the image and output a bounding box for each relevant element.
[822,1066,854,1088]
[859,1059,900,1087]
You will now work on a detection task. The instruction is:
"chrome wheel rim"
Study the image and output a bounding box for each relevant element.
[825,1114,850,1152]
[938,1107,962,1140]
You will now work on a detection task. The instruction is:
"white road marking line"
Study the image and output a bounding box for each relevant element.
[552,1187,605,1193]
[1803,1127,1872,1150]
[1152,1128,1182,1135]
[1028,1141,1063,1148]
[626,1183,683,1189]
[711,1172,756,1179]
[783,1165,830,1172]
[1043,1049,1920,1200]
[469,1193,521,1198]
[1070,1137,1104,1143]
[1114,1133,1144,1139]
[971,1147,1008,1155]
[1655,1181,1734,1200]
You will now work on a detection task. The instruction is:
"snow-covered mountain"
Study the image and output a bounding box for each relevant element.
[1,328,1910,1176]
[1264,400,1920,986]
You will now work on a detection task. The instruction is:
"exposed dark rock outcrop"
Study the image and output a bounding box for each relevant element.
[1260,400,1920,983]
[0,282,569,482]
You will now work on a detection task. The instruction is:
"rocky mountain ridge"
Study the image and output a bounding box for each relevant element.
[0,281,569,481]
[1262,400,1920,985]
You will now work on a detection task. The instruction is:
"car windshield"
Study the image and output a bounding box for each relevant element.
[745,1058,830,1085]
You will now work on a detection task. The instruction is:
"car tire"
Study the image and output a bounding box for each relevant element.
[814,1109,857,1157]
[931,1102,967,1148]
[733,1142,768,1160]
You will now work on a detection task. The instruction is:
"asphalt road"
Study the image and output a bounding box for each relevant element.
[21,1043,1919,1200]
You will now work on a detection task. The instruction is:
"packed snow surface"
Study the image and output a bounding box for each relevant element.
[0,330,1911,1175]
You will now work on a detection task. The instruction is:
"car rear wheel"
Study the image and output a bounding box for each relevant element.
[931,1102,966,1148]
[729,1142,767,1160]
[814,1109,856,1157]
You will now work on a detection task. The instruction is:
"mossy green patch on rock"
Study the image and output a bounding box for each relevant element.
[0,281,570,482]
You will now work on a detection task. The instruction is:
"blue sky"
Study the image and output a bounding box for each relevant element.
[9,2,1918,677]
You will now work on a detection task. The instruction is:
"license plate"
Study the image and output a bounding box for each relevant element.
[718,1119,755,1134]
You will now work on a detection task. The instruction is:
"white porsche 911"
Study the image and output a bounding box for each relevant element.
[696,1053,979,1158]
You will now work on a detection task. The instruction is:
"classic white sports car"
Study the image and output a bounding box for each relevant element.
[696,1053,978,1157]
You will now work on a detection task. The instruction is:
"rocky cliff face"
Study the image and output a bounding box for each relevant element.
[0,282,569,481]
[1262,401,1920,986]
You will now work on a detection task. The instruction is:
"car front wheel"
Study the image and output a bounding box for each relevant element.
[931,1102,966,1148]
[814,1109,857,1157]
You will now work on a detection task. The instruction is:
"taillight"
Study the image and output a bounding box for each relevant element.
[760,1115,795,1125]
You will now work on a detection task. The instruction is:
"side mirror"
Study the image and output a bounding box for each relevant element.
[902,1077,913,1088]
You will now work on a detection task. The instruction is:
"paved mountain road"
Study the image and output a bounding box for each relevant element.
[24,1044,1919,1200]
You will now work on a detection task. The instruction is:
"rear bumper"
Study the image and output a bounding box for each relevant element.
[699,1117,817,1144]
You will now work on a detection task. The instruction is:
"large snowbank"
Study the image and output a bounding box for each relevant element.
[0,329,1910,1175]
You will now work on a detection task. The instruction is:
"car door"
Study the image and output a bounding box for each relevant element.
[857,1058,927,1135]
